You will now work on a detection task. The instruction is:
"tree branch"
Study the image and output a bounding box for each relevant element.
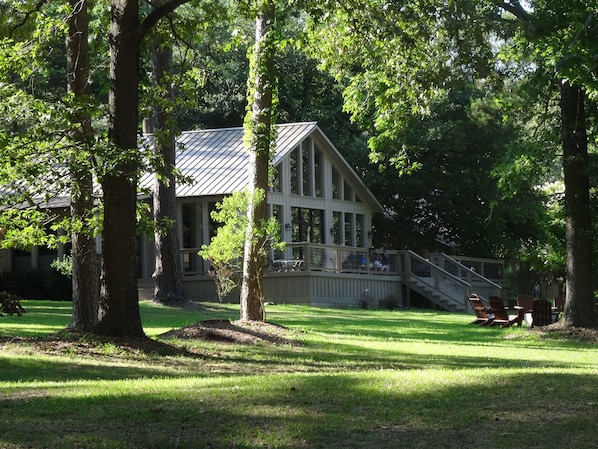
[9,0,48,38]
[140,0,191,36]
[499,0,531,21]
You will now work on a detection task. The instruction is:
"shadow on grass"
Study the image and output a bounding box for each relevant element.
[1,370,597,449]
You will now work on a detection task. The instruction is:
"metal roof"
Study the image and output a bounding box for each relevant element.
[140,122,318,197]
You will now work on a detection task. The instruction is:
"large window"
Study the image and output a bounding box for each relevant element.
[302,143,312,196]
[181,202,202,274]
[289,141,325,198]
[271,204,284,259]
[332,211,341,245]
[356,214,365,247]
[271,164,281,192]
[343,179,354,201]
[291,207,324,243]
[332,166,341,199]
[314,146,323,197]
[344,212,354,246]
[290,148,299,195]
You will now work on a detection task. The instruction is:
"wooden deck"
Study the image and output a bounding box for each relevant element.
[141,244,503,311]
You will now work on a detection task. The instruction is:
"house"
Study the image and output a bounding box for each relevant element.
[137,122,395,306]
[0,122,503,309]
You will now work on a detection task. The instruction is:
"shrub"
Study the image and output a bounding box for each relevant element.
[378,294,402,310]
[0,291,25,316]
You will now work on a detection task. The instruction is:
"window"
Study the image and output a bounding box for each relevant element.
[271,163,281,192]
[332,211,341,245]
[181,202,202,274]
[356,214,365,247]
[344,213,354,246]
[271,204,284,259]
[332,166,341,199]
[314,146,323,197]
[291,207,324,243]
[343,179,353,201]
[302,143,312,196]
[290,147,299,195]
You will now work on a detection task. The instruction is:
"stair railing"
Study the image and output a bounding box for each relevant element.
[399,250,471,310]
[429,253,502,300]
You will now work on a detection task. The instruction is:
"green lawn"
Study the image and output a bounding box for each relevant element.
[1,300,597,448]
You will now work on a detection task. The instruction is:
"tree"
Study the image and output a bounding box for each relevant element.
[560,81,596,327]
[0,1,101,323]
[368,84,547,258]
[199,190,282,302]
[304,0,598,328]
[239,0,277,321]
[150,0,185,306]
[505,0,598,327]
[66,0,101,332]
[95,0,189,336]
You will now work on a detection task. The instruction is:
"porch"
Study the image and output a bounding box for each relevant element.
[141,243,503,312]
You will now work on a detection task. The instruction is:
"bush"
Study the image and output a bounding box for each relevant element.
[0,291,25,316]
[378,294,402,310]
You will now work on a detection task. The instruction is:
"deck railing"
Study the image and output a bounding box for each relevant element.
[178,244,503,304]
[278,243,400,275]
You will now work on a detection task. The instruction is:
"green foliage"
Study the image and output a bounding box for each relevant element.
[199,191,284,300]
[50,255,73,277]
[303,0,500,171]
[0,209,61,251]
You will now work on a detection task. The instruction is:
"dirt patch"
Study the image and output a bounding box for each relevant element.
[532,324,598,343]
[0,319,301,359]
[160,319,303,346]
[0,333,200,357]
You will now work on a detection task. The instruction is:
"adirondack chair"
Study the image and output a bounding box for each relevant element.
[514,294,534,327]
[488,296,521,327]
[532,298,553,327]
[468,294,493,325]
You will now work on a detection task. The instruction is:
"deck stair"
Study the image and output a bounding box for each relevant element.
[400,251,501,312]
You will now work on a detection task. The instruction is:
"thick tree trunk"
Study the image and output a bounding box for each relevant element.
[560,81,598,329]
[240,0,276,322]
[95,0,144,337]
[151,22,185,305]
[66,0,100,332]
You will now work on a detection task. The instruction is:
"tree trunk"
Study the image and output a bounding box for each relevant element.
[239,0,276,322]
[95,0,144,337]
[560,81,598,328]
[151,16,185,305]
[66,0,100,332]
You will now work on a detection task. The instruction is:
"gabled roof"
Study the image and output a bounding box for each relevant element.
[140,122,383,213]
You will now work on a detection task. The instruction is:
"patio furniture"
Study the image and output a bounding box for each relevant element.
[514,294,534,326]
[488,296,521,327]
[532,298,553,327]
[468,294,493,325]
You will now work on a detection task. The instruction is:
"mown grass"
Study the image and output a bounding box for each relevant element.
[1,300,597,448]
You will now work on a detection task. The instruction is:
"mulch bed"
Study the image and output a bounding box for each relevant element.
[160,319,303,346]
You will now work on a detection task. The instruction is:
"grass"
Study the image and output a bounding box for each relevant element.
[1,300,598,448]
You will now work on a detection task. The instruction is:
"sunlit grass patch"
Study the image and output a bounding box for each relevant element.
[1,300,597,448]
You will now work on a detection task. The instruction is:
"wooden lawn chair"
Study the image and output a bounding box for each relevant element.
[532,298,553,327]
[514,294,534,326]
[488,296,521,327]
[468,294,493,325]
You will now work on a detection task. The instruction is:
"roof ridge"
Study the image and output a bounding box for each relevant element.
[180,121,318,135]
